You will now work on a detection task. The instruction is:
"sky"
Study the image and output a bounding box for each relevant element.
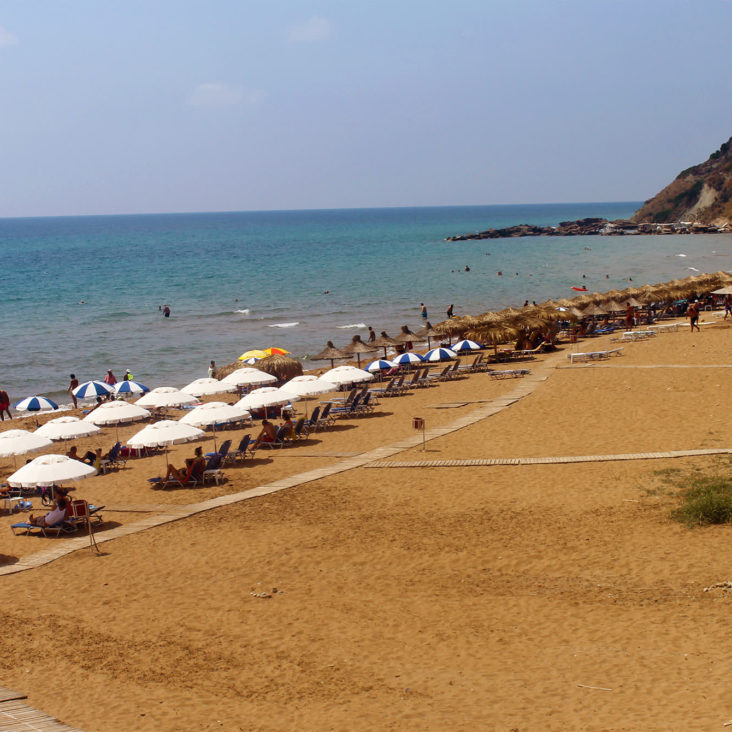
[1,0,732,217]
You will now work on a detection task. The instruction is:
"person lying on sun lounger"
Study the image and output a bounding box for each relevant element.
[252,419,277,449]
[163,446,206,483]
[27,495,69,528]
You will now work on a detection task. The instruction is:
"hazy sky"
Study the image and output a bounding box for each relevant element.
[2,1,732,217]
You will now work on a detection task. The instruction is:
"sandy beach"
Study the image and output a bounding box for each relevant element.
[1,313,731,731]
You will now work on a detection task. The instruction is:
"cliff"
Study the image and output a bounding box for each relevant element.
[632,137,732,225]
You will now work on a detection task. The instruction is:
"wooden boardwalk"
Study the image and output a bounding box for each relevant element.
[0,687,80,731]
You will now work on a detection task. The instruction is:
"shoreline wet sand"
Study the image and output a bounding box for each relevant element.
[0,312,731,731]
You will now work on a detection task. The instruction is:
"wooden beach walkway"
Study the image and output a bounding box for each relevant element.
[0,686,80,731]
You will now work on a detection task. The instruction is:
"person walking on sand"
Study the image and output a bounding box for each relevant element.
[68,374,79,408]
[420,303,428,319]
[0,388,11,421]
[724,294,732,320]
[688,300,701,332]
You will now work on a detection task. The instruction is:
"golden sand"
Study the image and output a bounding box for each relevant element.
[0,315,731,731]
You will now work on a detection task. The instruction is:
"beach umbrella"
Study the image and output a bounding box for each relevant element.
[127,419,206,471]
[127,420,205,448]
[264,347,290,356]
[393,325,417,348]
[320,365,374,386]
[254,354,304,381]
[238,349,268,361]
[0,429,54,466]
[423,348,457,362]
[35,416,102,441]
[6,453,96,488]
[13,396,59,412]
[220,367,278,388]
[180,377,237,397]
[343,335,374,367]
[581,303,608,317]
[602,300,625,313]
[179,401,251,450]
[312,341,349,369]
[278,377,336,419]
[73,380,114,400]
[712,285,732,295]
[450,339,482,352]
[241,357,260,365]
[135,387,199,409]
[366,359,393,373]
[236,387,298,411]
[415,322,442,349]
[391,352,425,366]
[179,401,250,428]
[83,400,151,426]
[369,332,401,358]
[113,380,150,396]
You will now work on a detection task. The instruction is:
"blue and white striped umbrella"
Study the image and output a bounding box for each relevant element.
[365,359,393,373]
[13,395,59,412]
[391,352,424,366]
[241,357,260,365]
[113,380,150,396]
[424,347,458,362]
[72,380,114,399]
[451,339,482,352]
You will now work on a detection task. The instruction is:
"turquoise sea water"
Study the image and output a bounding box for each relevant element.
[2,202,731,405]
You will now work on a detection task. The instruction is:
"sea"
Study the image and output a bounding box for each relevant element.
[2,202,731,407]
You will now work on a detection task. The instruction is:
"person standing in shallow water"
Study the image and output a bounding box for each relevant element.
[446,304,454,318]
[163,304,170,318]
[68,374,79,409]
[420,303,428,319]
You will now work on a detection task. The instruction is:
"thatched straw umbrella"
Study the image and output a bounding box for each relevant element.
[393,325,417,349]
[414,322,442,349]
[312,341,349,369]
[368,331,399,358]
[343,335,375,367]
[580,302,608,317]
[254,354,303,381]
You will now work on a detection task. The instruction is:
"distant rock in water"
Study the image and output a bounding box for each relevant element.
[446,218,617,241]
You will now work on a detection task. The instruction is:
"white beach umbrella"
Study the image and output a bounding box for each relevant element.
[135,387,199,408]
[35,416,102,441]
[236,387,298,411]
[83,400,151,426]
[221,368,278,387]
[0,429,53,461]
[279,377,336,398]
[180,378,236,397]
[179,401,251,450]
[319,366,374,385]
[7,453,96,488]
[179,401,250,427]
[73,380,114,400]
[127,420,205,448]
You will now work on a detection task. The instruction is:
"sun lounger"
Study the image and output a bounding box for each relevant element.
[488,369,530,379]
[568,348,623,363]
[227,434,254,462]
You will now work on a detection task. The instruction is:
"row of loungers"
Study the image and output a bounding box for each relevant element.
[567,347,623,364]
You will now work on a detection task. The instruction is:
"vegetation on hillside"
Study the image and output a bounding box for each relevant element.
[632,136,732,224]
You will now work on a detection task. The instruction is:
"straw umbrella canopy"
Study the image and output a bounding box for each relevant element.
[35,416,102,441]
[254,354,303,381]
[393,325,417,347]
[580,303,608,317]
[414,322,442,349]
[343,335,375,367]
[311,341,349,369]
[712,285,732,295]
[603,300,624,313]
[370,332,401,358]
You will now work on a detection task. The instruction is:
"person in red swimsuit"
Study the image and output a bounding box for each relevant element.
[0,388,11,421]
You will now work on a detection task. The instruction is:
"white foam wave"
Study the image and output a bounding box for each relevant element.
[675,253,687,257]
[234,308,251,314]
[269,322,299,328]
[336,322,366,329]
[687,266,700,272]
